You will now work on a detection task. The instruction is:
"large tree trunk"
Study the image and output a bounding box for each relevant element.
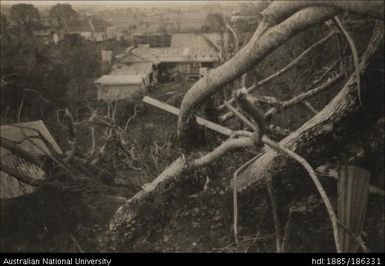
[261,1,384,23]
[100,137,254,250]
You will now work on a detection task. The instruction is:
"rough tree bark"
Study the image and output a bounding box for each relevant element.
[101,137,255,250]
[261,1,384,24]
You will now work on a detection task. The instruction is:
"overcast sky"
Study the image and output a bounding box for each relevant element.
[1,0,250,7]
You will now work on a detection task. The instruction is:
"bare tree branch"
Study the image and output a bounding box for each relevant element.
[333,16,361,108]
[218,31,338,110]
[178,7,339,145]
[225,97,342,252]
[63,108,77,163]
[264,72,344,120]
[302,100,319,114]
[189,137,253,168]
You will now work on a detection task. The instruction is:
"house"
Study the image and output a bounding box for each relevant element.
[94,32,225,95]
[133,33,172,47]
[32,24,52,45]
[66,17,116,42]
[123,33,225,80]
[118,46,160,65]
[230,15,260,24]
[0,121,62,199]
[95,62,156,101]
[148,46,220,79]
[170,33,225,58]
[32,23,62,45]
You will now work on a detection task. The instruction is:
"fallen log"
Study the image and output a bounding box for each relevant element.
[102,136,254,250]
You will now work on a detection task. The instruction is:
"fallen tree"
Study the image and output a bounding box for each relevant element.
[101,25,383,255]
[101,2,384,252]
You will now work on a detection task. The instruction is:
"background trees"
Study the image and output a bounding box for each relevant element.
[9,3,40,36]
[1,3,104,126]
[202,12,226,33]
[48,3,79,29]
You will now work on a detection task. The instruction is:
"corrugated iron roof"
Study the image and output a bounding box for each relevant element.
[148,47,220,62]
[119,47,160,64]
[131,47,160,64]
[1,120,62,155]
[95,74,145,85]
[119,34,223,65]
[170,33,223,52]
[118,53,148,64]
[95,62,153,85]
[0,120,62,198]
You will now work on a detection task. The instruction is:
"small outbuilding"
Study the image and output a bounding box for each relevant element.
[95,62,156,101]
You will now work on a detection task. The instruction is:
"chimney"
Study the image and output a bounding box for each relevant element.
[101,50,113,74]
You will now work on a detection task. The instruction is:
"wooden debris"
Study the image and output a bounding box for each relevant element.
[338,165,371,252]
[142,96,233,136]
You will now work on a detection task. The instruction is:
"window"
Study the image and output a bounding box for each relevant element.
[201,62,214,68]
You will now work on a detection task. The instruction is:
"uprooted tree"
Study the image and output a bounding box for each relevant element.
[1,1,384,252]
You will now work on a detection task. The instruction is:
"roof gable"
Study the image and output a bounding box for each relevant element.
[66,17,113,33]
[95,75,145,85]
[170,33,223,52]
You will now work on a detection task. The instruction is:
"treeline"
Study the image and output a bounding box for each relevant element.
[0,3,124,124]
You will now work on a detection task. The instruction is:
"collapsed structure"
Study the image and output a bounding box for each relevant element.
[0,121,62,199]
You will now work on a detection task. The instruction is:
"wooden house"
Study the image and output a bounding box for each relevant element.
[95,62,156,101]
[66,17,116,42]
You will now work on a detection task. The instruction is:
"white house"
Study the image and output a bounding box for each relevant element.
[95,62,156,100]
[66,17,116,42]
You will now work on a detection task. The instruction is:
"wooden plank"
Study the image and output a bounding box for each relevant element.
[142,96,233,136]
[316,164,384,196]
[143,96,179,116]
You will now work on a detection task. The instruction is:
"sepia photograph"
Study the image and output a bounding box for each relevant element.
[0,0,384,256]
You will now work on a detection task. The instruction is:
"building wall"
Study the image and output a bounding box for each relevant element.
[80,31,93,40]
[151,69,158,84]
[52,33,61,45]
[105,26,116,40]
[159,61,210,80]
[97,83,146,101]
[78,30,116,42]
